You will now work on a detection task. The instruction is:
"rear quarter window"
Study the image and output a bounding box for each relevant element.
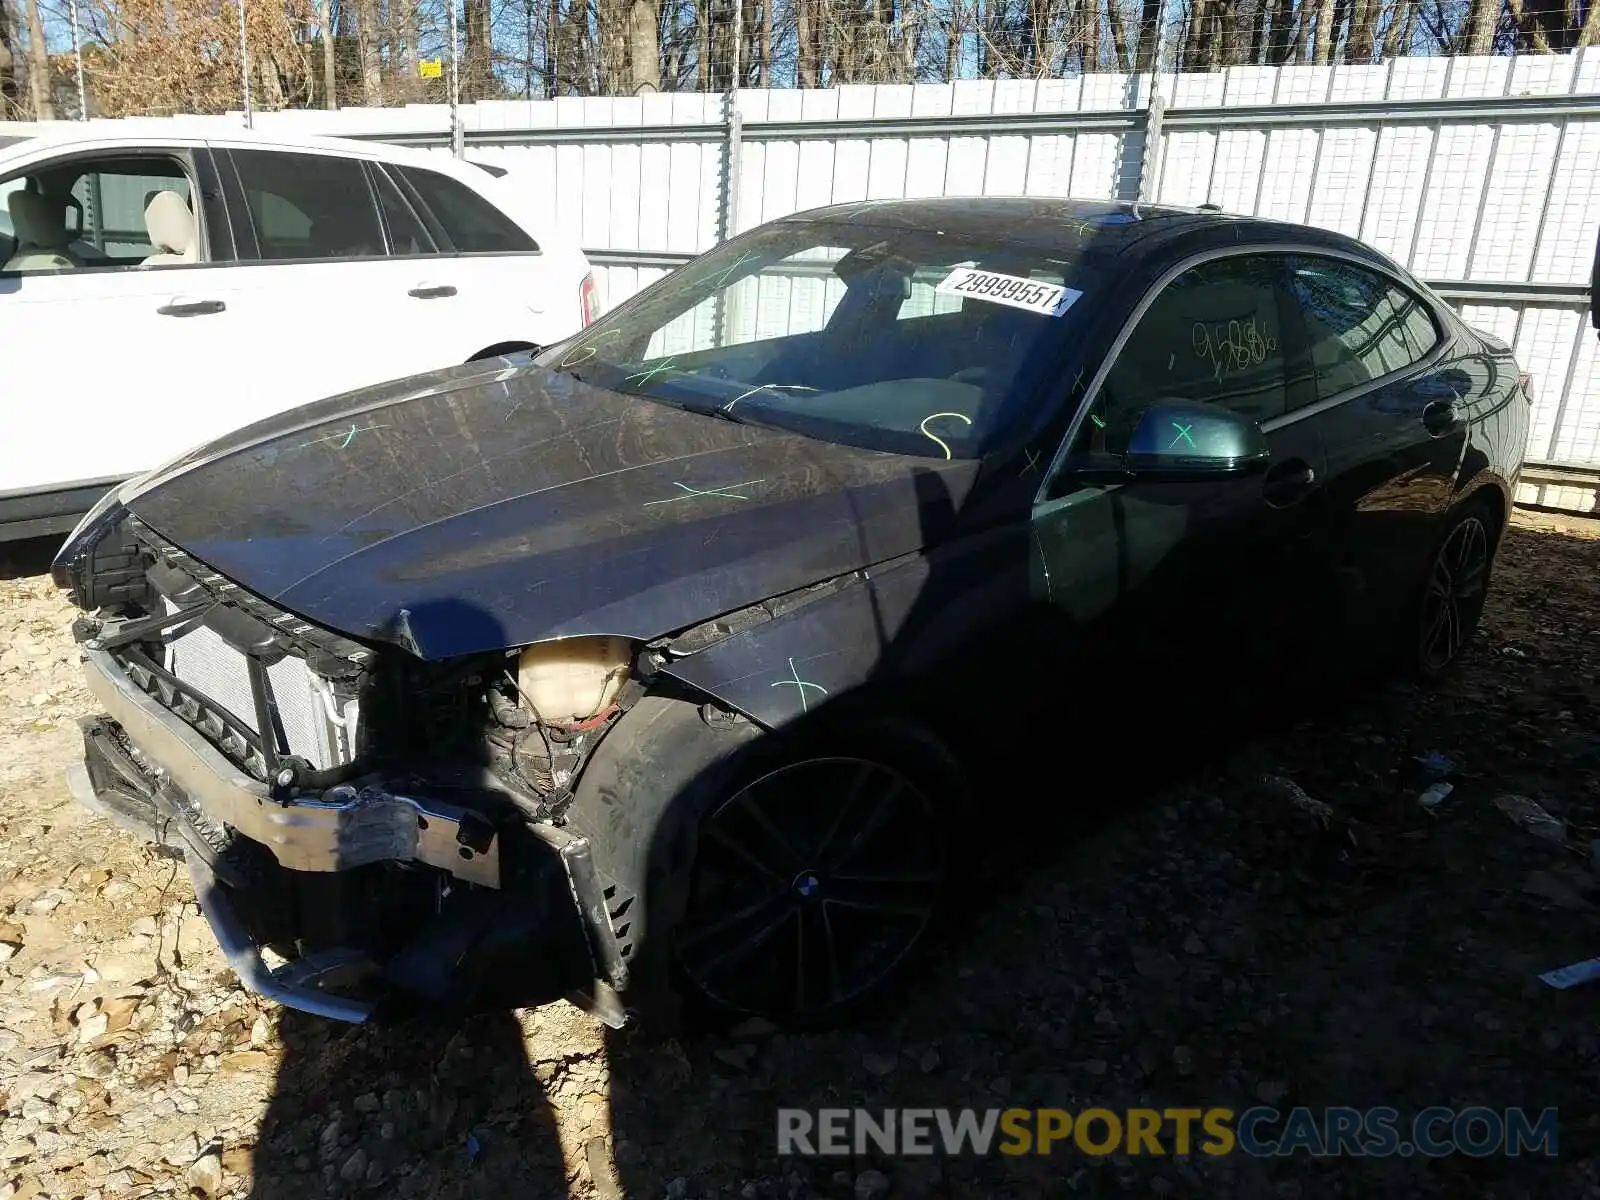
[1288,257,1440,397]
[397,165,538,254]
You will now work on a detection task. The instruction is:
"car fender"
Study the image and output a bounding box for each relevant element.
[657,519,1041,730]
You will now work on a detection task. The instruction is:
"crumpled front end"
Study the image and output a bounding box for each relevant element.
[55,514,631,1025]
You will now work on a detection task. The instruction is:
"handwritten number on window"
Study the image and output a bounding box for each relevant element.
[1191,317,1278,382]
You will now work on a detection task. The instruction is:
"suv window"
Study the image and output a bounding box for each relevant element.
[230,150,384,261]
[371,167,435,257]
[1287,256,1440,397]
[1074,255,1290,459]
[1,154,198,274]
[397,165,537,254]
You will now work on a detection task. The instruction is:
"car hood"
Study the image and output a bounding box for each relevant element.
[125,362,981,659]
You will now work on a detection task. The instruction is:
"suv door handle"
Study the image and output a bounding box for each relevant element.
[1262,458,1317,508]
[156,297,226,317]
[408,283,457,299]
[1422,397,1463,437]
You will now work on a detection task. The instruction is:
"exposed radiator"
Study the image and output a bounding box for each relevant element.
[162,603,347,770]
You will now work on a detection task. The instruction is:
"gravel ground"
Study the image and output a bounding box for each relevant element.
[0,509,1597,1200]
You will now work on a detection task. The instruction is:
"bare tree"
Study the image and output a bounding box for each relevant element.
[23,0,50,117]
[320,0,338,107]
[0,0,18,116]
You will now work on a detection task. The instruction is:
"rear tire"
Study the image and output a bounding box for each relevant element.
[563,696,961,1033]
[1405,498,1498,681]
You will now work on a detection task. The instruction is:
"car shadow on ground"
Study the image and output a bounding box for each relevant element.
[249,1010,567,1197]
[0,535,63,581]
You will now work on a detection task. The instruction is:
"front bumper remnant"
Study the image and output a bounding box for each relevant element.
[80,646,501,886]
[70,647,630,1024]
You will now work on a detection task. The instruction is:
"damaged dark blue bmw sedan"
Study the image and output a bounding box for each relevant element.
[53,198,1531,1030]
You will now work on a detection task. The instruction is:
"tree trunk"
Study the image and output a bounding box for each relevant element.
[1346,0,1376,59]
[546,0,560,94]
[1458,0,1499,54]
[1328,0,1351,59]
[944,1,961,79]
[695,0,709,88]
[1246,0,1267,62]
[356,0,381,105]
[1581,0,1600,44]
[464,0,493,98]
[1108,0,1132,69]
[1219,0,1240,64]
[400,0,418,78]
[319,0,337,107]
[23,0,50,118]
[0,0,16,117]
[629,0,660,91]
[1183,0,1208,66]
[1514,0,1571,51]
[1266,0,1296,61]
[1380,0,1411,55]
[257,49,287,108]
[1135,0,1162,68]
[598,0,626,90]
[1312,0,1335,63]
[760,0,772,82]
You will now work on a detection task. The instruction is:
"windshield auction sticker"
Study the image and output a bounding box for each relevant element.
[935,267,1083,317]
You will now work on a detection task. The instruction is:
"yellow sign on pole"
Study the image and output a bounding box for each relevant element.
[419,58,443,79]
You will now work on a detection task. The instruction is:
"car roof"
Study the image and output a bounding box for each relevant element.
[781,196,1396,274]
[0,118,468,174]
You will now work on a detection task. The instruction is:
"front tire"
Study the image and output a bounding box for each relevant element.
[564,696,960,1032]
[674,749,948,1026]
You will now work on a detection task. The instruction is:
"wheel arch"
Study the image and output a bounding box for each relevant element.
[467,340,539,362]
[1454,471,1510,543]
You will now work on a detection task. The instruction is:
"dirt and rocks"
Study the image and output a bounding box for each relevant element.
[0,510,1597,1200]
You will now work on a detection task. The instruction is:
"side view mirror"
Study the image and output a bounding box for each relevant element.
[1124,400,1270,478]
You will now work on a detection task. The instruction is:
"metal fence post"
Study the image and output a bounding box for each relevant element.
[720,96,743,246]
[1136,14,1170,204]
[448,0,464,158]
[711,15,744,348]
[67,0,87,119]
[238,0,253,128]
[1138,92,1165,204]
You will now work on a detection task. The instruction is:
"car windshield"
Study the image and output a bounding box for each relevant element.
[539,219,1099,459]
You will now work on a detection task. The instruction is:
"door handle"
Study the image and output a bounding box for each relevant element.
[1261,458,1317,508]
[1422,398,1463,437]
[156,297,225,317]
[408,283,457,299]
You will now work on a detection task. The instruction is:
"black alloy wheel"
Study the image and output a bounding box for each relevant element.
[1417,509,1492,676]
[674,755,946,1023]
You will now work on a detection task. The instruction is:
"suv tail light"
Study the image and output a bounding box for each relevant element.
[1518,371,1535,404]
[579,272,599,326]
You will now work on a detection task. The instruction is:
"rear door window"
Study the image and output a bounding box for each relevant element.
[229,150,385,261]
[1286,256,1441,398]
[397,165,537,254]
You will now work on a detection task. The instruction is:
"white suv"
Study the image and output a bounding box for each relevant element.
[0,122,596,540]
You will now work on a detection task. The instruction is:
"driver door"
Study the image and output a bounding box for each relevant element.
[1030,251,1333,683]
